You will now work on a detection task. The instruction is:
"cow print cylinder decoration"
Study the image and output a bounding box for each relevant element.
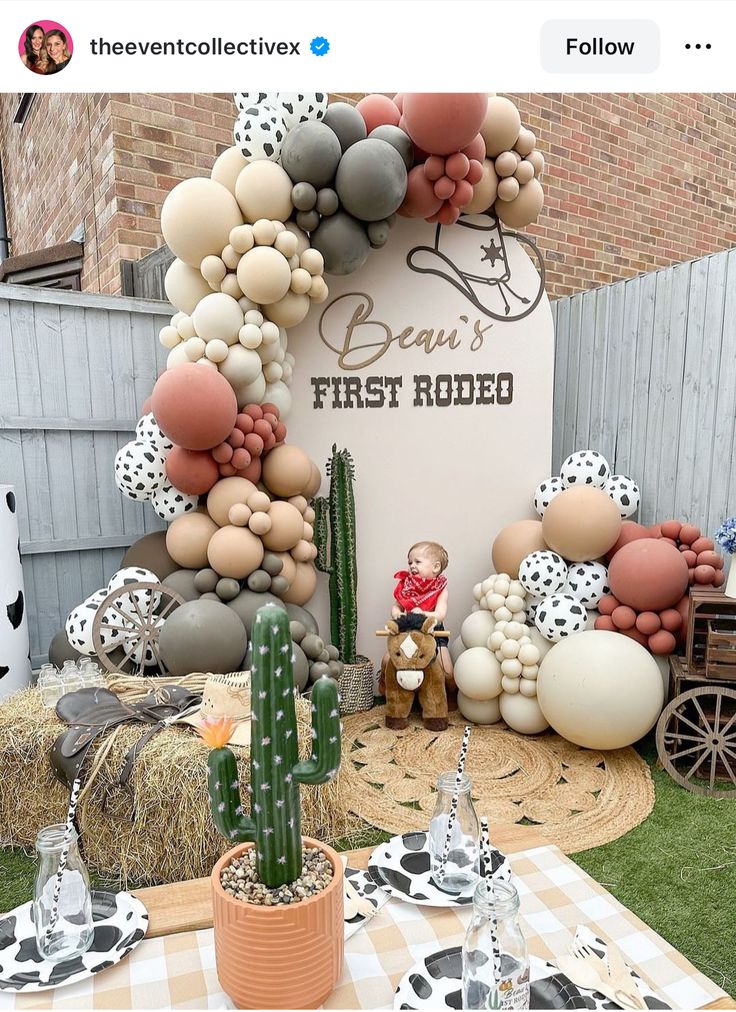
[0,486,31,699]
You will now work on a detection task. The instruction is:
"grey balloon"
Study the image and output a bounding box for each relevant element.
[322,102,367,152]
[289,620,307,643]
[283,603,319,635]
[199,592,221,601]
[158,599,247,677]
[216,578,241,602]
[292,182,317,211]
[162,569,200,602]
[301,633,325,661]
[262,553,284,577]
[335,138,408,222]
[270,575,290,597]
[311,212,370,276]
[247,569,272,593]
[48,629,82,667]
[194,568,219,593]
[292,642,310,691]
[367,220,390,248]
[280,121,342,189]
[316,188,339,216]
[369,125,414,170]
[228,589,283,636]
[296,209,320,233]
[309,661,331,683]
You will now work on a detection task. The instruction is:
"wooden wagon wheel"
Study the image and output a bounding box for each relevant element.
[656,685,736,797]
[91,581,185,677]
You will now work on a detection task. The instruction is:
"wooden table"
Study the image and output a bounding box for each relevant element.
[133,824,734,1010]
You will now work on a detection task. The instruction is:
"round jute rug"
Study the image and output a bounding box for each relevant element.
[340,707,654,853]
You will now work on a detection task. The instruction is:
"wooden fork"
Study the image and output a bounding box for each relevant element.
[569,941,647,1010]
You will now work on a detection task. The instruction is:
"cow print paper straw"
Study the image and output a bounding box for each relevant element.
[436,725,471,884]
[45,777,82,940]
[480,816,503,986]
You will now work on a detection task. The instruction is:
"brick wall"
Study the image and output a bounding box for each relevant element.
[2,92,736,298]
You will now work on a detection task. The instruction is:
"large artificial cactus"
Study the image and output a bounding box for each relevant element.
[203,603,341,888]
[313,445,358,664]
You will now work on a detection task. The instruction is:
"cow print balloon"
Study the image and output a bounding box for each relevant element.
[605,474,640,519]
[535,594,587,643]
[150,484,198,521]
[277,92,328,130]
[518,550,568,598]
[233,105,286,162]
[560,450,611,489]
[564,561,610,608]
[135,413,173,455]
[114,440,166,502]
[65,589,108,655]
[533,475,565,517]
[233,91,278,111]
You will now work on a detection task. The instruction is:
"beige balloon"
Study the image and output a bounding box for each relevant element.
[221,244,240,270]
[262,444,313,497]
[542,487,621,563]
[192,292,244,346]
[235,372,267,409]
[536,630,664,749]
[457,691,501,725]
[274,230,299,259]
[496,179,545,229]
[494,151,518,178]
[230,224,255,254]
[263,290,311,328]
[261,501,304,551]
[454,647,503,700]
[164,258,212,315]
[281,561,317,605]
[184,336,206,361]
[481,96,522,158]
[205,339,229,363]
[252,219,278,246]
[166,512,219,569]
[220,274,244,300]
[161,177,243,269]
[514,160,535,185]
[463,159,499,215]
[274,551,297,587]
[159,325,181,350]
[496,177,520,202]
[234,161,293,224]
[290,267,313,295]
[527,150,545,178]
[206,476,257,526]
[166,343,190,369]
[308,276,329,304]
[304,462,323,498]
[211,145,249,195]
[264,381,293,420]
[201,255,227,290]
[499,692,549,734]
[284,222,310,256]
[207,525,264,579]
[236,246,292,305]
[491,520,548,580]
[460,610,496,649]
[218,344,263,388]
[514,127,537,157]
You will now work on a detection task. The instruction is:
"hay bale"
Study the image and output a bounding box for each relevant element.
[0,686,360,886]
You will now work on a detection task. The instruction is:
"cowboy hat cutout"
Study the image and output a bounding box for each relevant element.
[406,212,543,320]
[179,671,252,747]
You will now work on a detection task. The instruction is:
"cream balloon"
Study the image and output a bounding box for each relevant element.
[235,372,267,408]
[211,145,249,194]
[496,179,545,229]
[499,692,549,734]
[263,381,293,418]
[460,610,496,648]
[481,97,522,158]
[463,159,499,215]
[236,246,292,305]
[453,647,502,701]
[161,177,243,269]
[457,692,501,725]
[192,293,244,346]
[263,290,311,328]
[218,345,263,388]
[164,259,212,315]
[235,160,293,224]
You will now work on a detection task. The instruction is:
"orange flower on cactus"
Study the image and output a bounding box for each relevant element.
[197,716,234,749]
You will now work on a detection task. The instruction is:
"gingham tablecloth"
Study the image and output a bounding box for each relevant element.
[1,845,728,1010]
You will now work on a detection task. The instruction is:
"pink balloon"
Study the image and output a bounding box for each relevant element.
[449,178,473,208]
[433,176,456,200]
[446,152,470,181]
[356,94,401,133]
[466,159,483,185]
[423,155,446,181]
[393,93,404,112]
[399,165,443,218]
[462,133,486,162]
[402,93,488,156]
[436,202,461,225]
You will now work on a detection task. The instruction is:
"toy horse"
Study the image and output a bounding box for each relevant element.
[377,614,449,731]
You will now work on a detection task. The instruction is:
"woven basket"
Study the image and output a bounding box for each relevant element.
[337,655,374,715]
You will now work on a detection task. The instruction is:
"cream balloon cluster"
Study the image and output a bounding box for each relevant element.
[65,566,162,663]
[114,412,199,520]
[488,620,541,698]
[471,571,528,623]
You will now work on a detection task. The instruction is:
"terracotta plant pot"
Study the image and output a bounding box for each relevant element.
[211,836,344,1010]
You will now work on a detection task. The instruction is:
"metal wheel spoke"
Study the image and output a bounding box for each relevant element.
[669,742,709,762]
[692,697,713,735]
[684,748,710,781]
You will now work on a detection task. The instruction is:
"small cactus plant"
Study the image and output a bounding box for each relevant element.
[198,603,341,888]
[313,445,358,664]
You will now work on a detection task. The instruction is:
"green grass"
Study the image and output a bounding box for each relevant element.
[2,737,735,994]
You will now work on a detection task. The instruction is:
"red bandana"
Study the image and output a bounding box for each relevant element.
[393,571,447,613]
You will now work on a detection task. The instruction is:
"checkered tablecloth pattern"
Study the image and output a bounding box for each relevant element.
[0,845,728,1010]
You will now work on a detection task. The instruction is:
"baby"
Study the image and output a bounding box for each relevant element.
[380,540,455,692]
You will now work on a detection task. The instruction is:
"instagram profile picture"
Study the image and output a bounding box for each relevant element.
[19,21,73,75]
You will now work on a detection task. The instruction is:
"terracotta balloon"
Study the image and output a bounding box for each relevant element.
[160,177,243,269]
[491,520,547,580]
[606,520,650,560]
[542,487,622,562]
[399,165,443,219]
[401,93,488,156]
[261,444,313,497]
[608,538,689,611]
[207,525,264,579]
[166,512,219,569]
[356,94,401,133]
[151,363,237,451]
[165,446,220,495]
[206,476,258,526]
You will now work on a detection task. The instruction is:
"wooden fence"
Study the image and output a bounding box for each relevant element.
[550,246,736,537]
[0,285,170,665]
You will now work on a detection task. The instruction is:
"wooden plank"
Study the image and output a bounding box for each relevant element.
[613,276,642,478]
[551,297,570,470]
[0,282,172,316]
[20,534,142,555]
[0,416,137,431]
[574,290,597,451]
[641,267,673,523]
[132,825,551,939]
[707,249,736,536]
[628,271,657,502]
[598,280,625,469]
[696,252,729,534]
[0,298,30,544]
[559,293,583,469]
[61,307,99,543]
[85,307,125,537]
[587,285,610,456]
[674,256,709,522]
[107,311,143,538]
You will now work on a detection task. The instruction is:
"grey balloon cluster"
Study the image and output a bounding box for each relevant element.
[279,101,412,275]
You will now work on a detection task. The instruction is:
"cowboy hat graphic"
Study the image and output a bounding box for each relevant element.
[406,212,545,320]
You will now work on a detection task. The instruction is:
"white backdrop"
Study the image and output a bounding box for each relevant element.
[288,215,554,666]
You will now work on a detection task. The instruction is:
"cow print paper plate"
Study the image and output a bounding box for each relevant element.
[367,832,512,908]
[0,891,148,992]
[344,866,390,941]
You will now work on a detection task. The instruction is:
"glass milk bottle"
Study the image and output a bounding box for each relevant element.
[428,772,480,893]
[38,664,62,708]
[462,878,529,1010]
[34,824,94,962]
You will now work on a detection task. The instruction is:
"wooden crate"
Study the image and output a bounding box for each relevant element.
[686,588,736,678]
